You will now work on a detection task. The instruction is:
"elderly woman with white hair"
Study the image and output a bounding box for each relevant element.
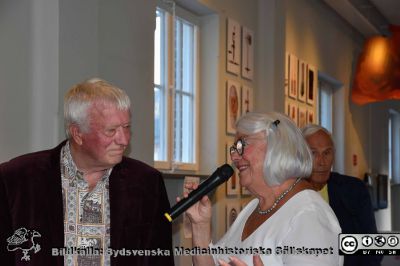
[184,112,342,266]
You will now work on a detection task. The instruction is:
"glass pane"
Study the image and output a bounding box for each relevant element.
[154,9,168,162]
[154,86,167,161]
[181,94,193,163]
[154,11,162,85]
[182,21,193,93]
[173,92,194,164]
[319,80,332,132]
[174,20,182,92]
[173,17,196,164]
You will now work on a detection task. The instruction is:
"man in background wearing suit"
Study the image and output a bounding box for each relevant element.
[302,124,382,266]
[0,78,174,265]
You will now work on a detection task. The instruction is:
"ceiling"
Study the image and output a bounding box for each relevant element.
[370,0,400,25]
[324,0,400,37]
[173,0,400,37]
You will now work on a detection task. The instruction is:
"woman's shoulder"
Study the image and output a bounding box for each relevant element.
[290,189,328,206]
[285,189,319,204]
[284,189,339,225]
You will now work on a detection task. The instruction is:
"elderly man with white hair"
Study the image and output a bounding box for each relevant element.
[0,78,174,265]
[302,124,381,266]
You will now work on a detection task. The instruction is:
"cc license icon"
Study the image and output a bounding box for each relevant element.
[362,236,373,247]
[341,236,358,253]
[387,236,399,247]
[374,236,386,247]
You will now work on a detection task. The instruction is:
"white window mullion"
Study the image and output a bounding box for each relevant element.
[167,10,174,169]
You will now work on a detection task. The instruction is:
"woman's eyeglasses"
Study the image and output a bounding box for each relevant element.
[229,138,248,156]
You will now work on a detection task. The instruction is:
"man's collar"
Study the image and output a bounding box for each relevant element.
[62,141,82,180]
[62,141,113,182]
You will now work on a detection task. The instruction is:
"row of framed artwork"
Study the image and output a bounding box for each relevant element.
[226,18,255,81]
[285,99,315,128]
[224,16,254,233]
[285,52,317,106]
[226,80,254,135]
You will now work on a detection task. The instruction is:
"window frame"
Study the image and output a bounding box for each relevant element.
[318,79,333,132]
[154,5,200,171]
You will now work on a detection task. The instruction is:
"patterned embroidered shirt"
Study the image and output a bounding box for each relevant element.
[61,142,112,266]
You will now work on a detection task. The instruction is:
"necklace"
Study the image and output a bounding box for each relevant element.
[257,177,302,215]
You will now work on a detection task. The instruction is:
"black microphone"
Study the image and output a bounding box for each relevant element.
[164,164,234,222]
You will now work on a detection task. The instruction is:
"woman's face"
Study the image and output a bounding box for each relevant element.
[230,131,267,189]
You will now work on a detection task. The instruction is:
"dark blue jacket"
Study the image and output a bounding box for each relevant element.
[328,172,382,266]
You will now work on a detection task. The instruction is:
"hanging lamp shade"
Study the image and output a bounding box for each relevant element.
[351,25,400,105]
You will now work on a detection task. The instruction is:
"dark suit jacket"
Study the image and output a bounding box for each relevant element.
[0,141,174,266]
[328,172,381,266]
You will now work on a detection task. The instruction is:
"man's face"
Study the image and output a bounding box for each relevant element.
[80,102,131,170]
[305,130,334,187]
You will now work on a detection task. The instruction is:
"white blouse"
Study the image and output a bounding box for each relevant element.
[210,190,343,265]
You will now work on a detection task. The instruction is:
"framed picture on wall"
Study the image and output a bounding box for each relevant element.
[285,99,291,116]
[307,108,315,124]
[226,80,241,135]
[307,64,317,106]
[298,106,307,128]
[226,144,240,196]
[289,54,298,99]
[289,102,298,126]
[298,60,307,102]
[226,19,241,75]
[226,167,240,196]
[226,202,240,231]
[241,86,253,115]
[241,26,254,80]
[285,52,290,96]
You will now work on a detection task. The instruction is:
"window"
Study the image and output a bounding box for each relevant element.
[154,7,199,170]
[389,114,392,180]
[318,79,333,132]
[389,110,400,183]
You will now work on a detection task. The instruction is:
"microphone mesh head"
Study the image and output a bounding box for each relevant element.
[220,164,234,181]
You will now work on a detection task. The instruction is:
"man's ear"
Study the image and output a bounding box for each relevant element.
[69,124,83,145]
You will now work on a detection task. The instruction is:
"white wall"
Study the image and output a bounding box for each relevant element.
[0,0,59,162]
[284,0,365,175]
[0,0,32,162]
[97,0,156,164]
[59,0,99,106]
[31,0,59,152]
[59,0,157,164]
